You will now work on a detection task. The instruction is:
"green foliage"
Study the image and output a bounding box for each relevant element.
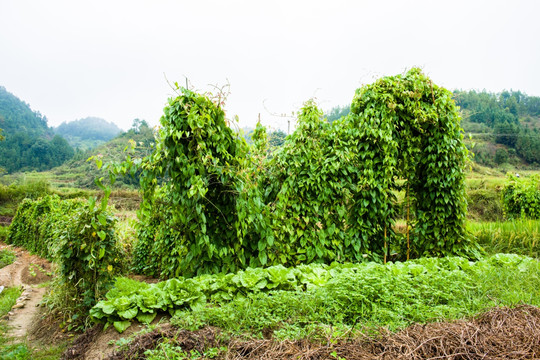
[7,196,78,259]
[92,261,350,331]
[347,68,474,258]
[54,196,124,311]
[130,69,475,278]
[177,254,539,336]
[132,87,251,277]
[502,174,540,219]
[6,194,124,319]
[468,219,540,258]
[0,249,16,269]
[265,100,361,263]
[93,254,540,334]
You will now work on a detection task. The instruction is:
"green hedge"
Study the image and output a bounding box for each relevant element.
[7,195,124,312]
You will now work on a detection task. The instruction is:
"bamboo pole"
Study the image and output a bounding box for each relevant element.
[407,182,410,260]
[384,226,387,264]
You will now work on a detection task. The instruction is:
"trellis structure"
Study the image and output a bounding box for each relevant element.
[346,68,474,259]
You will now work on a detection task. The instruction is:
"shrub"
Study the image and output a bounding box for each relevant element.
[502,174,540,219]
[7,195,124,317]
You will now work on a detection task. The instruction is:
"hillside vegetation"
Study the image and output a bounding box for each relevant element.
[0,87,74,173]
[326,90,540,169]
[50,120,155,189]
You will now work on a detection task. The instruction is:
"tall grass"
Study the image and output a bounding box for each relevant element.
[468,219,540,258]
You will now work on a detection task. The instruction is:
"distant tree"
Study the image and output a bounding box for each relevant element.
[505,96,519,116]
[495,148,509,165]
[326,105,350,123]
[494,121,519,148]
[516,129,540,165]
[50,135,75,163]
[268,130,287,147]
[130,118,149,134]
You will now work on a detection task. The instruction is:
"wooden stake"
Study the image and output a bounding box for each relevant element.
[407,182,410,260]
[384,226,387,264]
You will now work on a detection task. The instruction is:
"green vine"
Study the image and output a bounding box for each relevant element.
[130,68,478,278]
[347,68,476,258]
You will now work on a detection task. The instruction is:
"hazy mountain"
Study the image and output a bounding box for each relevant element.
[0,86,74,173]
[54,117,122,150]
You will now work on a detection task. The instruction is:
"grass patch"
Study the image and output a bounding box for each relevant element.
[0,249,16,269]
[0,226,8,242]
[91,254,540,340]
[167,255,539,339]
[468,219,540,258]
[0,287,21,317]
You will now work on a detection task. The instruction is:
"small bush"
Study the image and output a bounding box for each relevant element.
[502,174,540,219]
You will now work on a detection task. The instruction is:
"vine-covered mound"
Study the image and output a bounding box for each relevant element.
[7,195,123,311]
[130,69,477,279]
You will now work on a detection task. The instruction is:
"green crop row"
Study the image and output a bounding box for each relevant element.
[91,254,540,333]
[468,219,540,258]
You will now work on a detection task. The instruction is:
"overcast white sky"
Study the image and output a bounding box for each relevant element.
[1,0,539,131]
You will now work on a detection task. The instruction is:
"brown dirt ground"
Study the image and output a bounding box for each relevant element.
[0,243,55,341]
[0,216,13,226]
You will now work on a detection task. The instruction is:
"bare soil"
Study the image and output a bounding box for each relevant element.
[0,216,12,226]
[0,243,52,340]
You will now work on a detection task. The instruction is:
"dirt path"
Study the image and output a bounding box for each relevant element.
[0,243,52,340]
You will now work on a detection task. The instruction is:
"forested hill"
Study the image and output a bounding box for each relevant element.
[325,90,540,168]
[50,119,155,188]
[55,117,122,150]
[0,86,74,173]
[454,90,540,167]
